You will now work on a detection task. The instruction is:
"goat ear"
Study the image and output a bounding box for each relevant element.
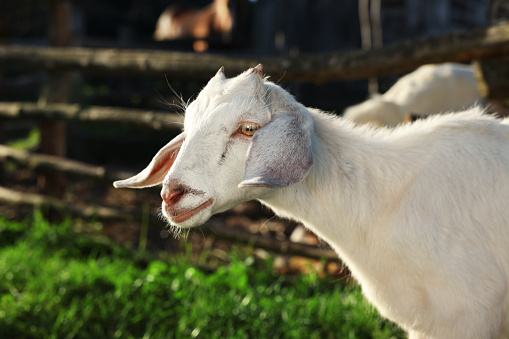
[239,110,313,188]
[113,133,185,188]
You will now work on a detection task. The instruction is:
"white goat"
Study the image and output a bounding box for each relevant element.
[114,65,509,339]
[343,63,482,127]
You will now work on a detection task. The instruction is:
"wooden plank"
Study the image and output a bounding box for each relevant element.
[0,144,134,184]
[0,102,183,130]
[0,21,508,83]
[0,185,137,222]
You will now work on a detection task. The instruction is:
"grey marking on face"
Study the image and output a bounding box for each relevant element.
[219,139,234,165]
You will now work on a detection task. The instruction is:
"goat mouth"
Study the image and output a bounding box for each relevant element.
[165,198,214,223]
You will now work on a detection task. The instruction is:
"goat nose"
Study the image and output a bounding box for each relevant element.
[161,183,186,206]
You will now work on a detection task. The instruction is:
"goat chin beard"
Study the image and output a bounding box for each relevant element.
[163,221,209,240]
[155,208,181,239]
[158,208,213,240]
[160,213,196,239]
[158,211,186,239]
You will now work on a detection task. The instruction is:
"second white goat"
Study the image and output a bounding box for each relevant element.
[115,65,509,339]
[343,63,482,127]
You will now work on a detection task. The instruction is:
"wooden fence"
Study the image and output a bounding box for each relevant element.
[1,21,509,260]
[1,21,509,83]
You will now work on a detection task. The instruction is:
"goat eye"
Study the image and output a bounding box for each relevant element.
[239,123,260,136]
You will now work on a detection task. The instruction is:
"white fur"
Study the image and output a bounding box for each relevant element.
[343,63,483,127]
[115,66,509,339]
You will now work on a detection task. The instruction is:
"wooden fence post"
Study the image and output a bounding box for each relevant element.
[0,26,8,185]
[37,0,74,198]
[473,0,509,117]
[359,0,383,95]
[0,78,4,186]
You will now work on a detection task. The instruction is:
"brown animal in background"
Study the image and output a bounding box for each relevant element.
[154,0,232,52]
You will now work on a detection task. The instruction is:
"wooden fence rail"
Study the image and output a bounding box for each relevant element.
[1,21,509,83]
[0,102,182,131]
[0,144,133,184]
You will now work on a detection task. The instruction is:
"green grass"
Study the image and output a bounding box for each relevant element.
[6,127,41,150]
[0,212,404,339]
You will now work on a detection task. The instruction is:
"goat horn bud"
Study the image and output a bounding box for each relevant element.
[251,64,263,77]
[216,66,226,78]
